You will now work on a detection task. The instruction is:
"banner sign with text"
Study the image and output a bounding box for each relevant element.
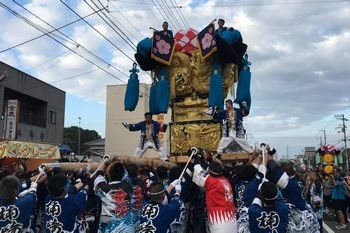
[0,140,60,159]
[5,99,19,139]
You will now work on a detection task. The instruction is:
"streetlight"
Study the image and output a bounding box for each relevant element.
[78,117,81,156]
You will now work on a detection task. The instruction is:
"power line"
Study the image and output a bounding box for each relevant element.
[2,2,142,92]
[0,2,83,53]
[84,0,153,93]
[3,0,195,97]
[92,0,140,51]
[10,0,152,98]
[158,0,182,31]
[171,0,190,28]
[24,50,72,73]
[22,67,105,91]
[106,2,147,40]
[61,0,136,60]
[179,0,349,8]
[62,0,152,91]
[151,0,169,28]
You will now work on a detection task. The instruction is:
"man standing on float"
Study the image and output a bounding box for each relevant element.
[124,112,168,161]
[213,99,252,155]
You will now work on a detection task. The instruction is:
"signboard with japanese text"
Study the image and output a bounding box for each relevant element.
[0,139,60,159]
[5,99,19,139]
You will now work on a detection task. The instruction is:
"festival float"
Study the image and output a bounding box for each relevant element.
[317,144,341,174]
[0,22,253,173]
[125,19,252,164]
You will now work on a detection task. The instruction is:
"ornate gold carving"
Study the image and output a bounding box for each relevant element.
[170,122,221,154]
[168,50,237,154]
[169,50,237,122]
[190,50,214,94]
[172,95,212,122]
[169,52,193,99]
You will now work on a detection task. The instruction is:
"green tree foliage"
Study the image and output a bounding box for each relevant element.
[63,126,101,155]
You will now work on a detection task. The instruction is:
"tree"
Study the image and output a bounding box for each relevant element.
[63,126,101,155]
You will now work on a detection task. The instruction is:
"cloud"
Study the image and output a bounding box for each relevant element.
[1,0,350,157]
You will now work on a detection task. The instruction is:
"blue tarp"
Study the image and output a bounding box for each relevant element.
[58,144,72,154]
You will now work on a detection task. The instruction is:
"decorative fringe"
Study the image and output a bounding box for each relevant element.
[208,210,236,224]
[124,63,139,111]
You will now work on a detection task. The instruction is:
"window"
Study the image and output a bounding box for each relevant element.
[48,110,56,124]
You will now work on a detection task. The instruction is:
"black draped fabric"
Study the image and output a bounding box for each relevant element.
[215,35,247,66]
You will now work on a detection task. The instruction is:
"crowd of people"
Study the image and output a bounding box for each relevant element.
[1,144,350,233]
[2,97,350,232]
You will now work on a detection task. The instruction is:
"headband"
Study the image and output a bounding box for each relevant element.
[263,192,278,201]
[148,189,165,196]
[209,169,221,176]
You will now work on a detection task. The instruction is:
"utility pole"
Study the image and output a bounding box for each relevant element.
[323,129,326,145]
[78,117,81,156]
[335,114,348,171]
[319,129,326,145]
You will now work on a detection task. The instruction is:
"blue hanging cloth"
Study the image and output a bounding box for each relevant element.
[124,63,140,111]
[149,80,158,114]
[156,66,170,113]
[208,62,223,108]
[234,54,251,115]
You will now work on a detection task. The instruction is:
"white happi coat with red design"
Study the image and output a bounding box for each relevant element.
[192,164,237,233]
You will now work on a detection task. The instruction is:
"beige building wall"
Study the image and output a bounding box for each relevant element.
[105,84,171,158]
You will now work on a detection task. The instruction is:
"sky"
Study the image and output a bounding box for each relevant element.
[0,0,350,158]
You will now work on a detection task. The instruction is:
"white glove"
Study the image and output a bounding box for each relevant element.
[258,178,268,190]
[255,148,262,156]
[258,164,267,176]
[175,184,182,194]
[30,182,38,190]
[18,183,37,197]
[18,189,30,197]
[170,179,179,187]
[86,164,91,172]
[103,155,110,162]
[38,165,46,174]
[162,195,169,205]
